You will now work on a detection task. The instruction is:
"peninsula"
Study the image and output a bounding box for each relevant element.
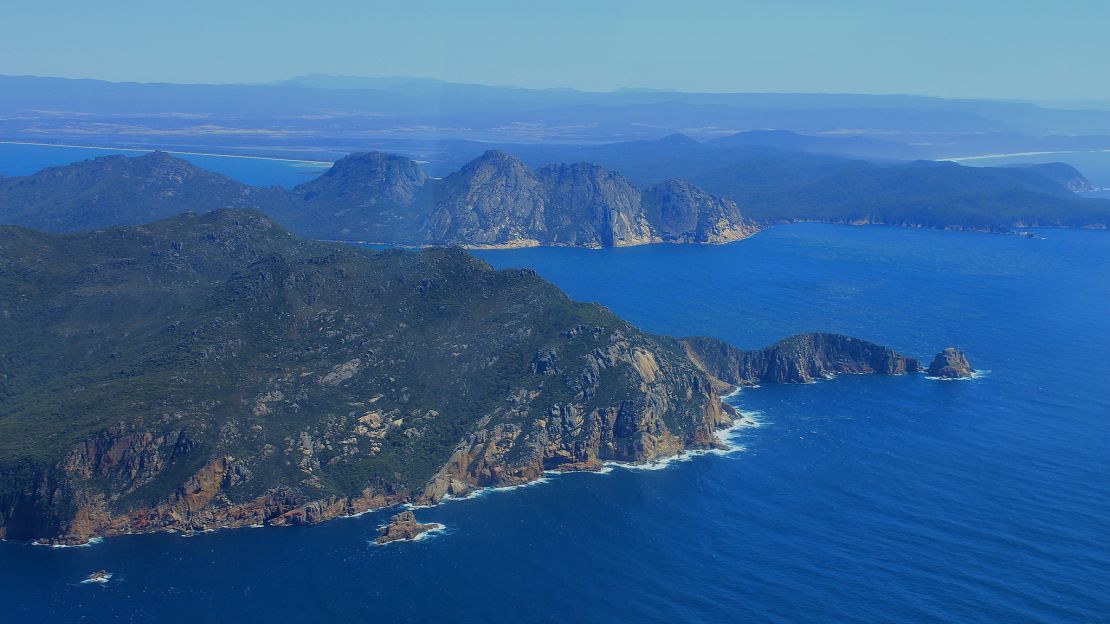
[0,210,931,544]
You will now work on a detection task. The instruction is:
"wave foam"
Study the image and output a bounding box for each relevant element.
[36,536,103,549]
[80,572,112,584]
[925,369,990,381]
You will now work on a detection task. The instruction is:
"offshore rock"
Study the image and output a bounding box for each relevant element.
[375,511,440,544]
[927,348,974,378]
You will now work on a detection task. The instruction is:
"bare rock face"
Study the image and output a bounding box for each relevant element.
[375,511,439,544]
[425,150,549,246]
[537,162,654,247]
[927,348,974,378]
[642,179,759,244]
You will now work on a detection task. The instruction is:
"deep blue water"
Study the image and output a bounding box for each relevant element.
[0,143,331,188]
[1,147,1109,622]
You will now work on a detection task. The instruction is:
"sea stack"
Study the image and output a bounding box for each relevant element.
[927,348,974,378]
[375,511,440,544]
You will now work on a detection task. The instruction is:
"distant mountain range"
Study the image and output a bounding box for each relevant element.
[4,74,1110,160]
[1,147,1106,243]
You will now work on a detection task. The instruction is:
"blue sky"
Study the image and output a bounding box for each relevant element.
[2,0,1108,99]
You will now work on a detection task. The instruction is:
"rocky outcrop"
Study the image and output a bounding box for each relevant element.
[424,150,549,246]
[681,333,923,386]
[642,179,759,243]
[420,330,732,503]
[414,151,755,248]
[927,348,974,378]
[422,152,660,248]
[537,162,655,246]
[375,511,441,544]
[83,570,111,584]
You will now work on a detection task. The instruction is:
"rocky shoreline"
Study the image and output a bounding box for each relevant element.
[22,396,787,546]
[11,348,947,547]
[0,211,957,547]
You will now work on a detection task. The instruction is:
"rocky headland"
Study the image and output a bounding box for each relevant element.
[0,210,944,545]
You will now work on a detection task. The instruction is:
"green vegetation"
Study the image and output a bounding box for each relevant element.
[4,148,1105,246]
[0,209,711,537]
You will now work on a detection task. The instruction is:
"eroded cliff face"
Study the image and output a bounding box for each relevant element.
[425,150,550,246]
[421,331,731,503]
[536,163,655,247]
[318,150,756,248]
[642,179,760,244]
[4,329,732,545]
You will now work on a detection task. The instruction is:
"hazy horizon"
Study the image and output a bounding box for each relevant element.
[3,0,1109,101]
[7,72,1110,111]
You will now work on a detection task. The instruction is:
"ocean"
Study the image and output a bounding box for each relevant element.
[1,146,1109,622]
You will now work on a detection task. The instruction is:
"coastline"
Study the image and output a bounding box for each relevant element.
[19,398,763,548]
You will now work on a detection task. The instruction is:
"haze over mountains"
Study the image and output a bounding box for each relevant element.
[4,74,1110,167]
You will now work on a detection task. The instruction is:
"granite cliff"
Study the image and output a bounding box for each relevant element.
[291,151,755,247]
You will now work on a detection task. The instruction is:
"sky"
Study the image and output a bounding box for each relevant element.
[2,0,1108,100]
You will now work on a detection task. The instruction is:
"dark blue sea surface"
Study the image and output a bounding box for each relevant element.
[1,154,1108,620]
[0,142,331,188]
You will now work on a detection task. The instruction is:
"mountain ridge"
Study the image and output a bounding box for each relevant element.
[1,147,1106,245]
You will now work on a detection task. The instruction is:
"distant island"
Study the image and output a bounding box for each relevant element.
[0,209,933,544]
[0,150,758,248]
[1,147,1107,249]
